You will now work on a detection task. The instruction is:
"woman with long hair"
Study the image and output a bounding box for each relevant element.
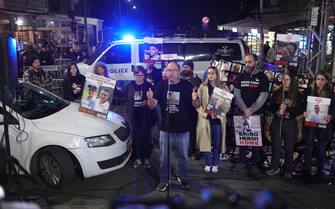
[93,61,109,78]
[63,63,85,102]
[303,70,335,177]
[266,73,303,178]
[192,66,230,173]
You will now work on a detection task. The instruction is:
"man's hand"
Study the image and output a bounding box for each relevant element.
[243,107,253,118]
[139,100,147,107]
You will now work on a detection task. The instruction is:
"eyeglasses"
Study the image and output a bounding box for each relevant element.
[166,69,179,73]
[135,74,144,77]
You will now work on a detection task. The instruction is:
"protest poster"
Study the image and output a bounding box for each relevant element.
[205,87,234,119]
[233,115,263,146]
[144,37,163,64]
[304,96,331,128]
[275,34,301,67]
[231,63,243,73]
[79,73,116,119]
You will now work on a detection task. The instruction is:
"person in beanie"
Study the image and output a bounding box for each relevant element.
[181,60,202,160]
[181,60,202,89]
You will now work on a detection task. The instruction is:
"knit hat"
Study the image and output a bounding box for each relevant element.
[182,60,194,71]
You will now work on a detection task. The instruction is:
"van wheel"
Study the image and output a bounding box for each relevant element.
[37,147,75,189]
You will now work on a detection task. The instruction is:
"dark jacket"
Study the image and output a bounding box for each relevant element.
[63,74,86,101]
[124,81,156,131]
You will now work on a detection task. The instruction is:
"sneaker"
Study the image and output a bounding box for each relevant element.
[133,159,141,168]
[204,166,211,173]
[177,177,190,189]
[156,181,168,192]
[266,168,280,176]
[143,159,151,168]
[212,166,219,173]
[231,163,246,172]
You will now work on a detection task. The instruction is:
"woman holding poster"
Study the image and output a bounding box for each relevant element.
[303,71,335,178]
[266,73,303,178]
[192,66,230,173]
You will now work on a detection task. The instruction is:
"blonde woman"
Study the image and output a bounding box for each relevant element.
[192,66,229,173]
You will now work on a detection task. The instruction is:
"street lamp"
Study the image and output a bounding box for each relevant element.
[132,5,136,9]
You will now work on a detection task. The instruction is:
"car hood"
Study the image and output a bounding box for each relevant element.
[32,103,125,137]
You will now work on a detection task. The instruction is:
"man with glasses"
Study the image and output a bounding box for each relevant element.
[147,61,194,192]
[94,87,111,114]
[232,53,269,172]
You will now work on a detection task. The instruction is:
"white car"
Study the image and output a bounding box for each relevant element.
[0,82,131,189]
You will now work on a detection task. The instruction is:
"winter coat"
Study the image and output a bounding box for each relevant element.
[195,83,229,152]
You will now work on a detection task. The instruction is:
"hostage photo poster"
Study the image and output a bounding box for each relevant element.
[79,73,116,119]
[205,87,234,119]
[304,96,331,128]
[233,115,263,146]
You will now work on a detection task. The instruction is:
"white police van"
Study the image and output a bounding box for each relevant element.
[77,38,247,80]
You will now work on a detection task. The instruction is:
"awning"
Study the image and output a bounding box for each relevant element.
[218,12,306,33]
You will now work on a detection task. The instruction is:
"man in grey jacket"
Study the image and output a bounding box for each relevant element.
[232,53,270,172]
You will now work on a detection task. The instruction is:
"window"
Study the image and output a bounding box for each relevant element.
[99,44,131,64]
[185,43,211,61]
[209,43,243,61]
[185,43,243,62]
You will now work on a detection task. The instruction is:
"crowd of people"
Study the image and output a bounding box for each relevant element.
[21,46,335,192]
[133,55,334,192]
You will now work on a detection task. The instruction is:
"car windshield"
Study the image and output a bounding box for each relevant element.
[12,82,70,119]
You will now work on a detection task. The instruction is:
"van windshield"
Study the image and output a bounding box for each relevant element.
[12,83,70,119]
[86,44,110,65]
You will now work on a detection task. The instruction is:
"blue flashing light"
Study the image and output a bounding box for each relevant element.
[122,35,135,41]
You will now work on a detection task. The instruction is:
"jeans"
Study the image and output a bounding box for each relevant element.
[159,131,189,182]
[204,124,222,166]
[270,118,296,173]
[304,127,329,175]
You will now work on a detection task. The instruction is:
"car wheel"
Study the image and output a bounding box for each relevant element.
[37,147,75,189]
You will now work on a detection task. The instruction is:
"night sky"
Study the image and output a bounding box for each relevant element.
[91,0,259,32]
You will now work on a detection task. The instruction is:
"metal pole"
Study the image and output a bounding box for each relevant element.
[320,0,329,70]
[316,0,325,72]
[259,0,264,59]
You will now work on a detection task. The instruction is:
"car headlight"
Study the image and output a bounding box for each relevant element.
[84,135,115,148]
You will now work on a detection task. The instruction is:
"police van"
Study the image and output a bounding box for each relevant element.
[77,37,247,80]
